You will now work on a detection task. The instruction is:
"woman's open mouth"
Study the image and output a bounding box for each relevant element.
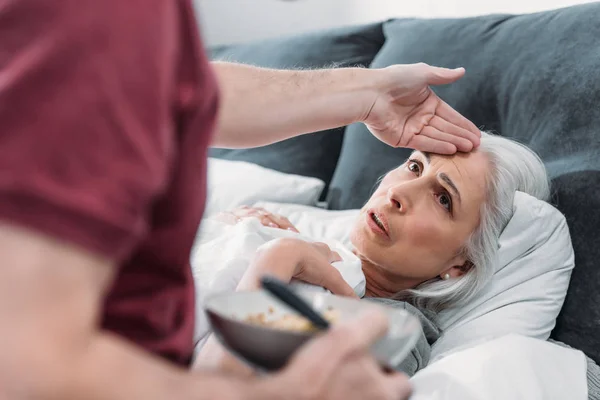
[367,210,389,238]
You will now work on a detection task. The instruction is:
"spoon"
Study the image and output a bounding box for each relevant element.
[259,276,330,330]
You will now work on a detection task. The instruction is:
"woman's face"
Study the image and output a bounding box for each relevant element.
[350,150,490,289]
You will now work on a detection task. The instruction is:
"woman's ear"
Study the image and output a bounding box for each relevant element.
[441,260,473,279]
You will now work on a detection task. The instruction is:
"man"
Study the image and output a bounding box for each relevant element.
[0,1,480,399]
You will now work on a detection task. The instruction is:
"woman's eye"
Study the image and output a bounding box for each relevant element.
[407,160,422,175]
[437,193,453,212]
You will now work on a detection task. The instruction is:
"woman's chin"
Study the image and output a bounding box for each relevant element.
[349,225,360,248]
[350,224,387,258]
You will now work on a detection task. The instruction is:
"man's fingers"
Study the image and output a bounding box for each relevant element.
[330,310,390,352]
[429,115,480,149]
[420,125,473,152]
[424,65,465,85]
[383,372,413,400]
[408,134,457,155]
[435,99,481,137]
[289,310,389,376]
[421,65,479,143]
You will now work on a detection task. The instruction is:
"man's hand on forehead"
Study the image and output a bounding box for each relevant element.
[358,63,481,155]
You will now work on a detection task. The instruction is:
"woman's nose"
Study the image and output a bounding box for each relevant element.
[388,192,402,209]
[386,180,423,212]
[387,185,406,211]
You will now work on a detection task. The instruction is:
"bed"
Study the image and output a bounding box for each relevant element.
[202,3,600,398]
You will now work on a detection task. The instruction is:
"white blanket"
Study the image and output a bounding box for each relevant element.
[410,334,588,400]
[190,203,586,397]
[191,217,366,344]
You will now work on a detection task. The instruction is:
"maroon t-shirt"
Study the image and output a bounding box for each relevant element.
[0,0,217,366]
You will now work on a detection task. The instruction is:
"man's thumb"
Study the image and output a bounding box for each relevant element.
[426,66,466,85]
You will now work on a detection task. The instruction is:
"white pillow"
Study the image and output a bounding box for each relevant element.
[255,194,575,362]
[204,158,325,216]
[431,191,574,361]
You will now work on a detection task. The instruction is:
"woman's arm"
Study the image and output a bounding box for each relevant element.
[193,238,356,374]
[235,238,355,295]
[210,62,480,154]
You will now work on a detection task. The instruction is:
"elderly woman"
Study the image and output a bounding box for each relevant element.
[226,133,548,306]
[195,132,550,373]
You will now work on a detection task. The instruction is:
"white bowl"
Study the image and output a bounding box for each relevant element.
[204,289,422,371]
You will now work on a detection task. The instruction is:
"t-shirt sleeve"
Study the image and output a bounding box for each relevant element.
[0,0,178,261]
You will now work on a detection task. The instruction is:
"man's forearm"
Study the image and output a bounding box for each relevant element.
[194,335,257,378]
[70,333,244,400]
[210,62,376,148]
[8,331,269,400]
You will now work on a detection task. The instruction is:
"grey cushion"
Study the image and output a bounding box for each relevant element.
[327,4,600,363]
[550,171,600,364]
[208,23,386,195]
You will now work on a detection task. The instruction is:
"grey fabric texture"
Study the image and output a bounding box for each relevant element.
[208,23,386,197]
[549,171,600,366]
[366,297,439,376]
[550,339,600,400]
[590,360,600,400]
[326,4,600,364]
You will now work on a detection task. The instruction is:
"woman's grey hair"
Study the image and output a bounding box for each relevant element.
[398,132,551,313]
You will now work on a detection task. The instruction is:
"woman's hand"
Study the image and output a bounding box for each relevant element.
[214,206,299,232]
[360,63,481,154]
[236,238,357,298]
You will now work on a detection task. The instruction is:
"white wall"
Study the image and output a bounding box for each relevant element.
[194,0,597,46]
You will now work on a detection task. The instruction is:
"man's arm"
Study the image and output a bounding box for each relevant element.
[211,62,371,148]
[210,62,481,154]
[0,224,413,400]
[0,223,266,400]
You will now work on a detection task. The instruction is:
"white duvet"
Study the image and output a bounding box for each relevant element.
[410,334,587,400]
[191,217,366,345]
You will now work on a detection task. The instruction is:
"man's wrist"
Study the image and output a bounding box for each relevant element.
[328,67,381,125]
[244,375,298,400]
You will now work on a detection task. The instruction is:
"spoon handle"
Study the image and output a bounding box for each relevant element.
[260,276,330,330]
